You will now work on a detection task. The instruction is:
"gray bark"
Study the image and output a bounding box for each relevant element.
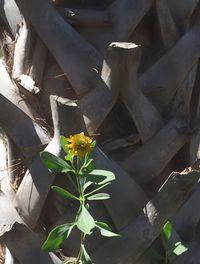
[139,20,200,110]
[92,170,200,264]
[122,118,188,183]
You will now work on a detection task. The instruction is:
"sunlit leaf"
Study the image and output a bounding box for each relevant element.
[51,186,79,201]
[60,135,69,154]
[83,181,93,192]
[42,223,74,251]
[80,244,93,264]
[173,242,188,256]
[65,152,73,161]
[86,174,106,184]
[163,221,172,240]
[76,205,95,234]
[82,159,95,174]
[60,258,76,264]
[87,193,110,200]
[41,151,72,173]
[87,169,115,185]
[91,140,96,148]
[95,221,120,237]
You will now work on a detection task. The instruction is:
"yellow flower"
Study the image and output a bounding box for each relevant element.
[66,133,94,157]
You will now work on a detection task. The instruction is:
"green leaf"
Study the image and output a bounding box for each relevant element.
[173,242,188,256]
[82,159,95,174]
[86,174,106,184]
[83,181,93,192]
[51,186,79,201]
[87,169,115,185]
[42,223,74,251]
[41,151,72,173]
[85,182,111,198]
[80,244,93,264]
[163,221,172,241]
[65,152,73,161]
[60,258,76,264]
[87,193,110,200]
[60,135,69,154]
[91,140,96,148]
[76,205,95,234]
[95,221,120,237]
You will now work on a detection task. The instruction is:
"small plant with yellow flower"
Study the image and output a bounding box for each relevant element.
[40,133,119,264]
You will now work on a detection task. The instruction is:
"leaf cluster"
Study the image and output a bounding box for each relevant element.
[161,222,188,263]
[40,135,119,263]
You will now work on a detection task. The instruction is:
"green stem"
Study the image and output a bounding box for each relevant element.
[72,157,87,263]
[84,182,111,197]
[76,180,86,263]
[76,232,86,263]
[76,176,81,195]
